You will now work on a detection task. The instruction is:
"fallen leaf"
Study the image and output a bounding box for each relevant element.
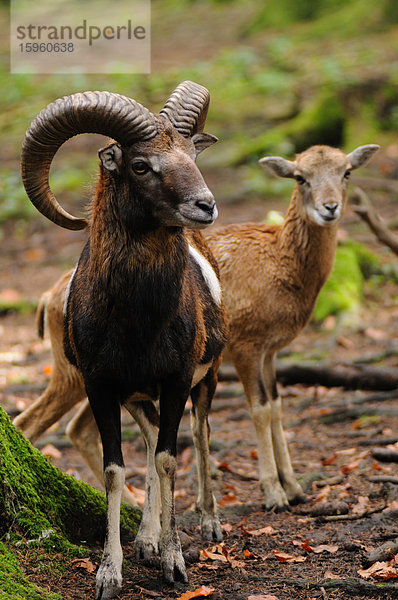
[365,328,388,341]
[126,484,145,505]
[134,586,162,597]
[335,447,357,456]
[323,570,341,579]
[351,495,370,516]
[246,526,277,536]
[311,544,339,554]
[71,558,96,573]
[243,549,254,558]
[322,454,337,466]
[293,540,313,553]
[358,561,398,580]
[248,596,279,600]
[272,551,306,563]
[177,586,215,600]
[312,485,331,504]
[222,523,233,533]
[341,458,362,475]
[218,493,242,507]
[250,450,258,460]
[41,444,62,460]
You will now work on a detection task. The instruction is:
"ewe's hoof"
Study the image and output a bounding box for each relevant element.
[200,514,223,542]
[134,536,160,559]
[261,481,289,511]
[284,480,307,505]
[134,523,161,559]
[95,562,122,600]
[161,540,188,584]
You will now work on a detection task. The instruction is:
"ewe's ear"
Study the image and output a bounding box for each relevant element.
[259,156,296,178]
[347,144,380,170]
[99,143,123,174]
[192,133,218,156]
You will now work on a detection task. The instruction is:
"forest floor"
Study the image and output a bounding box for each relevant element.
[1,189,398,599]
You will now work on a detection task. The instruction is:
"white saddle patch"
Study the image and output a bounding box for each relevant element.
[63,265,78,315]
[188,244,221,306]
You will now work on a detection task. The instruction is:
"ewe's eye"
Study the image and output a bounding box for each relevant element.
[295,174,306,184]
[344,169,351,180]
[132,161,150,175]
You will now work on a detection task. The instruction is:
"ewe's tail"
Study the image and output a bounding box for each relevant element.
[35,291,50,339]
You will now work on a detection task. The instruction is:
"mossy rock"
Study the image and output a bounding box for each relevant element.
[0,407,140,552]
[313,240,381,323]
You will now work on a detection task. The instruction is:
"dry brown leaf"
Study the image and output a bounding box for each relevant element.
[351,495,370,516]
[177,586,215,600]
[358,561,398,580]
[292,540,313,553]
[272,551,306,563]
[218,493,243,507]
[247,595,279,600]
[322,454,337,466]
[71,558,96,573]
[126,484,145,502]
[323,570,341,579]
[246,526,277,536]
[311,544,339,554]
[312,485,331,505]
[243,549,255,558]
[134,586,162,597]
[41,444,62,460]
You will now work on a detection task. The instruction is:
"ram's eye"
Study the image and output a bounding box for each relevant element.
[295,174,306,184]
[132,161,150,175]
[344,169,351,180]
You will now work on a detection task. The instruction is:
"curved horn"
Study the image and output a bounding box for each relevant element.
[160,80,210,138]
[21,91,157,230]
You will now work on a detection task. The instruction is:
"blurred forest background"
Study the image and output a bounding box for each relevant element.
[0,0,398,321]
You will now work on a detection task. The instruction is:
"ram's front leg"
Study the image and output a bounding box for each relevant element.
[125,399,161,558]
[156,382,189,584]
[88,390,125,600]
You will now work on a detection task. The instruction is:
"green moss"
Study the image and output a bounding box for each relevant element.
[0,541,61,600]
[0,407,140,553]
[313,245,363,322]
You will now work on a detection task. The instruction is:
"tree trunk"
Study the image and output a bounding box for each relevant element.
[0,407,140,597]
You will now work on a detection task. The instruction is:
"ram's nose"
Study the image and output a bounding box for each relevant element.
[195,197,216,217]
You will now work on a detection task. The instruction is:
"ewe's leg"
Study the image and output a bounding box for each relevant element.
[67,400,139,508]
[89,390,124,600]
[231,344,289,509]
[125,399,161,557]
[263,355,306,504]
[156,381,189,584]
[13,367,85,443]
[191,364,222,541]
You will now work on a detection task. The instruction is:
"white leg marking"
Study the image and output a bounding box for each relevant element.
[156,450,187,583]
[271,397,306,503]
[96,464,124,600]
[125,401,161,558]
[188,244,221,306]
[191,383,222,541]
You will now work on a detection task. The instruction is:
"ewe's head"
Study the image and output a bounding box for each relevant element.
[21,82,218,231]
[260,144,379,227]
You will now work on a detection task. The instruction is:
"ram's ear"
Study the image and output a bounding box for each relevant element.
[347,144,380,170]
[99,143,123,174]
[192,133,218,156]
[259,156,296,178]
